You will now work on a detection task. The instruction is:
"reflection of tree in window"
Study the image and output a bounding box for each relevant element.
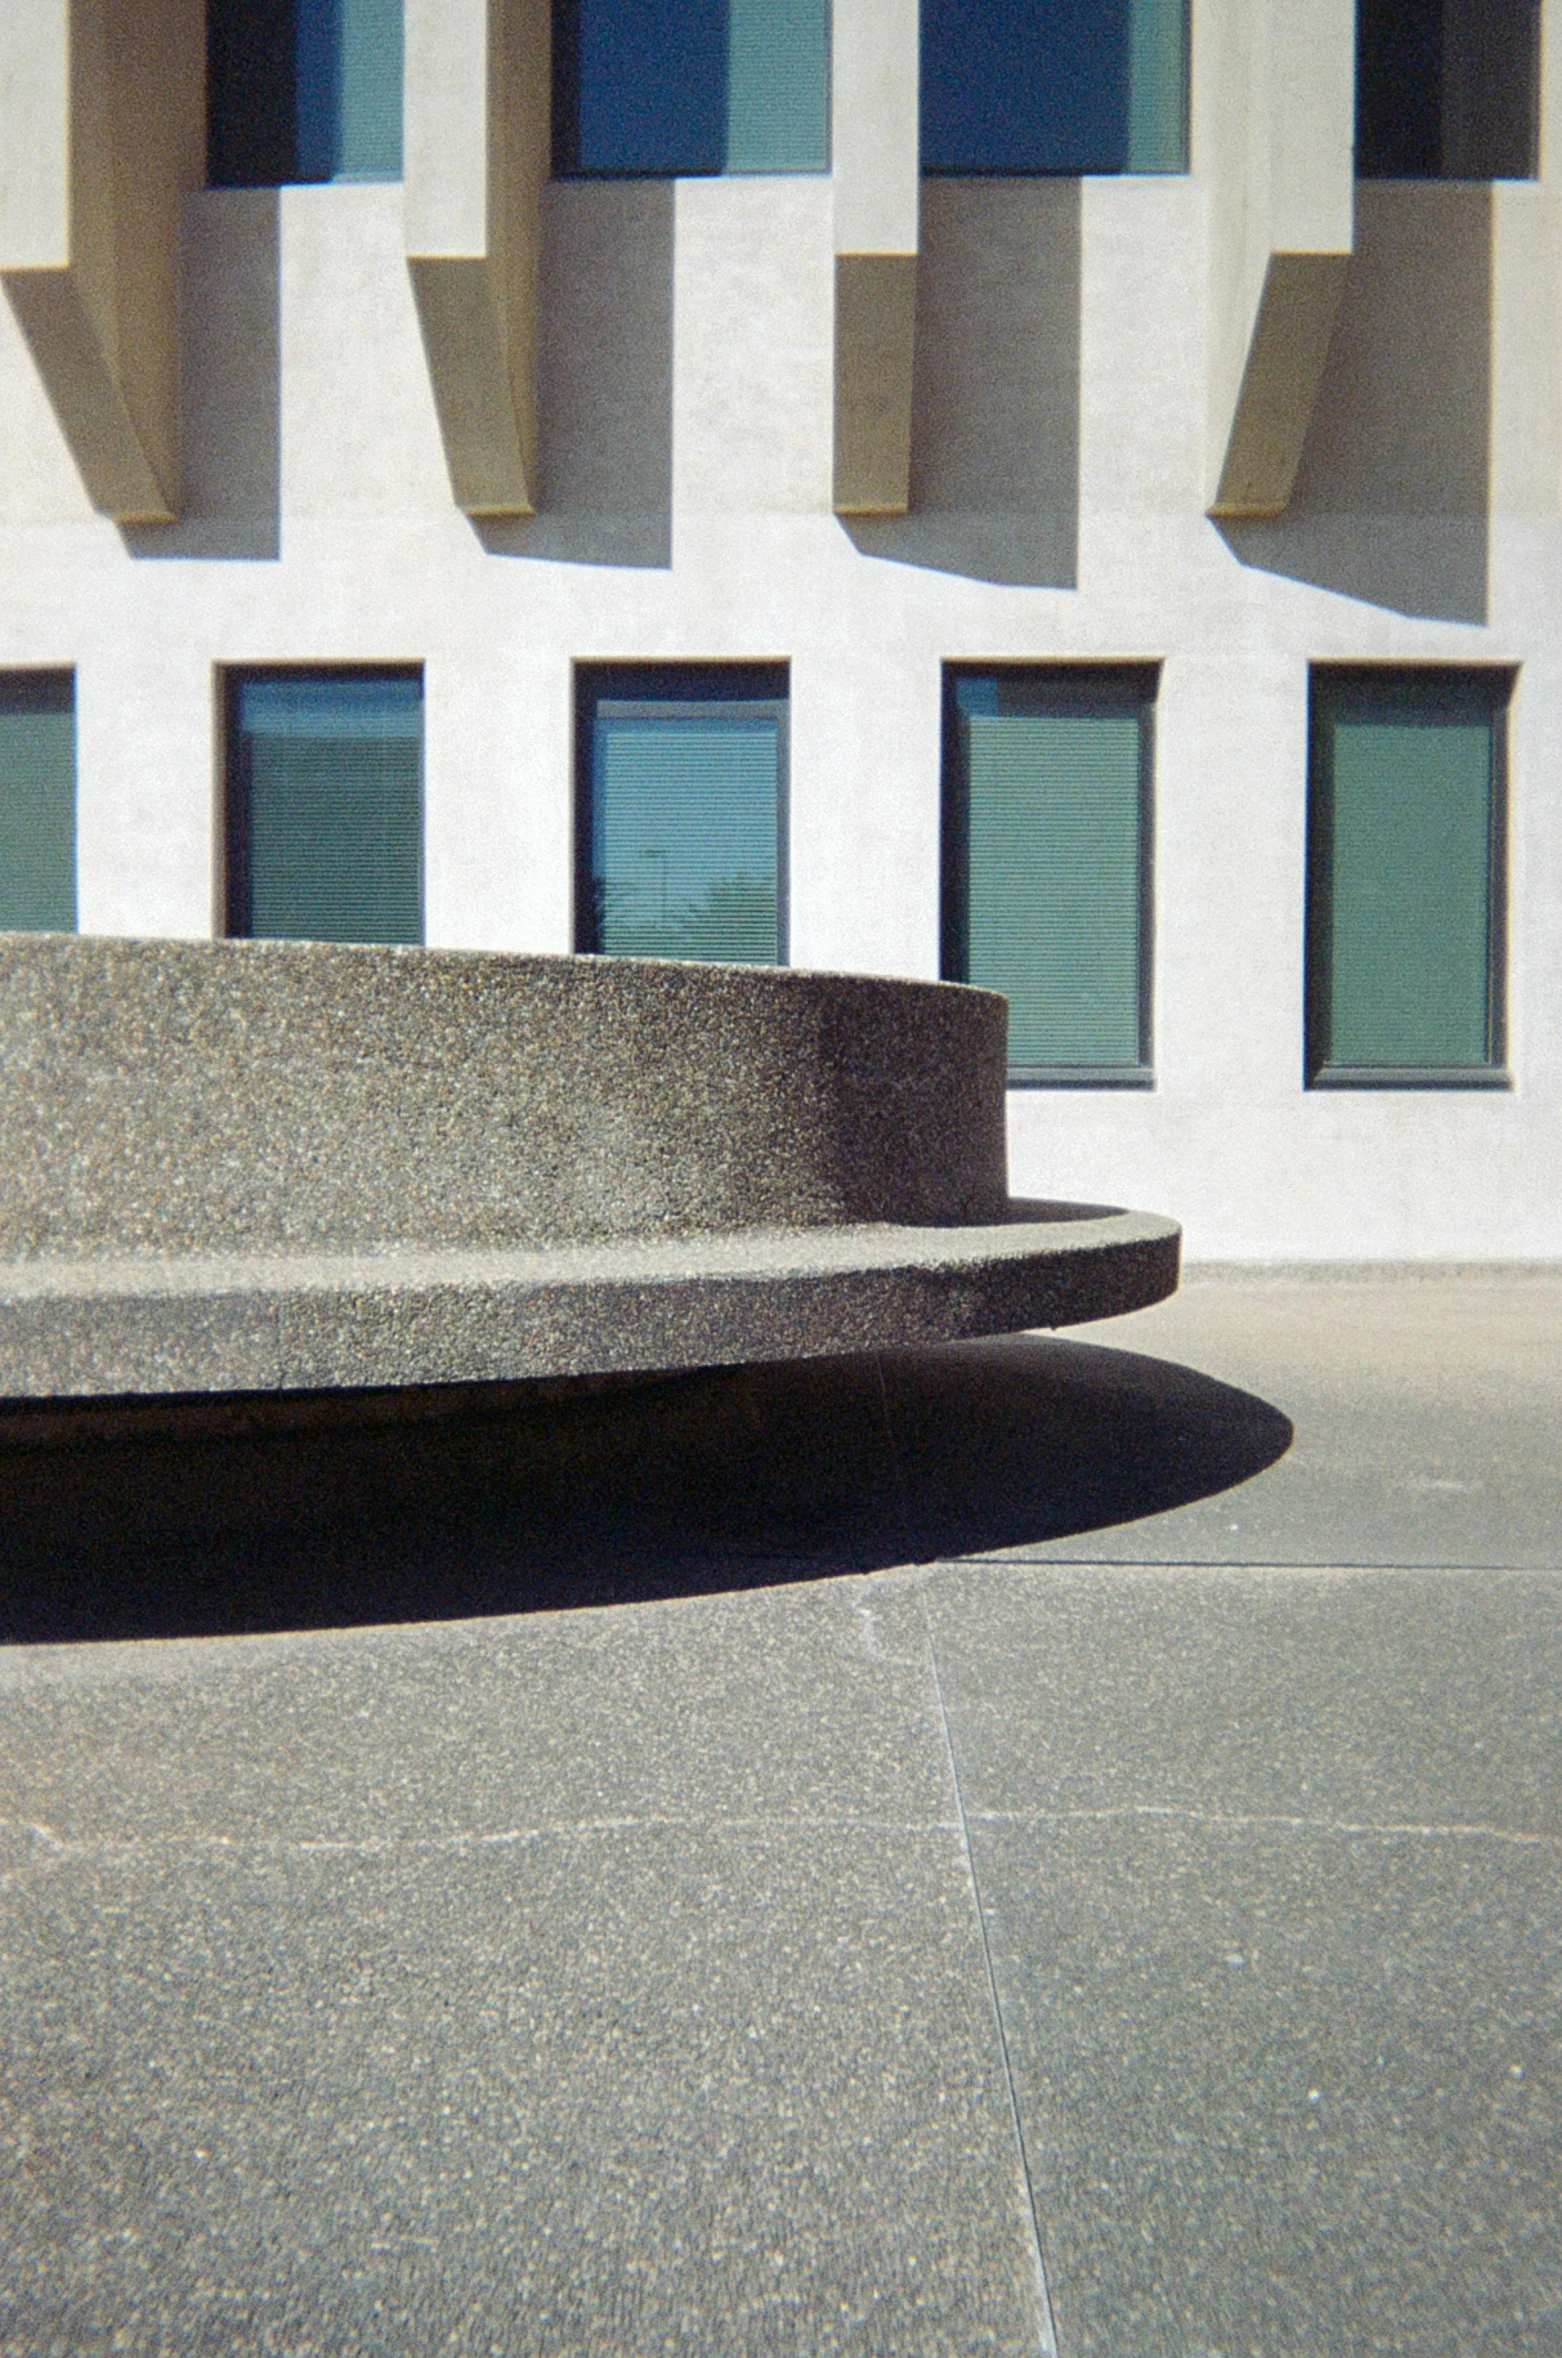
[584,688,785,966]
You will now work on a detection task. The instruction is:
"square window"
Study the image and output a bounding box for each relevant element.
[943,666,1154,1085]
[1356,0,1538,180]
[921,0,1188,177]
[554,0,830,177]
[575,666,787,964]
[224,669,423,944]
[0,673,75,935]
[208,0,404,189]
[1306,668,1510,1087]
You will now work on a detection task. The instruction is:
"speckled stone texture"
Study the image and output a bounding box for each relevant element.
[0,935,1012,1253]
[0,935,1179,1395]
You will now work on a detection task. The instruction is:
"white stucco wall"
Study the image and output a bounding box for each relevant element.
[0,144,1558,1259]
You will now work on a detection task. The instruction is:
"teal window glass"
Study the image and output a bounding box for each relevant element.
[944,668,1152,1083]
[209,0,404,188]
[921,0,1188,175]
[0,674,75,934]
[226,671,422,944]
[577,667,785,963]
[1307,671,1508,1085]
[554,0,829,176]
[1356,0,1537,181]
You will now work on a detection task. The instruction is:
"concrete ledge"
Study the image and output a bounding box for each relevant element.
[0,935,1179,1396]
[0,1206,1179,1398]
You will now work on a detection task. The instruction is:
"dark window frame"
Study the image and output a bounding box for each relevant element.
[941,660,1157,1089]
[220,662,425,943]
[1305,663,1512,1090]
[573,661,790,962]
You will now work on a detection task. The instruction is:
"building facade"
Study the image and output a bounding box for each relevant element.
[0,0,1558,1261]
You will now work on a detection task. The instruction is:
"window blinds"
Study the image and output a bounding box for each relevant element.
[949,674,1148,1077]
[209,0,404,188]
[1126,0,1189,172]
[558,0,829,175]
[1310,676,1501,1075]
[587,698,783,963]
[0,674,75,934]
[725,0,830,172]
[921,0,1188,175]
[229,673,422,944]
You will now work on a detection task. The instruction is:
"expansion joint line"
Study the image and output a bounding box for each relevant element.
[922,1594,1061,2358]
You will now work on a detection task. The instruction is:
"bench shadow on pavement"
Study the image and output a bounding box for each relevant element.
[0,1336,1292,1643]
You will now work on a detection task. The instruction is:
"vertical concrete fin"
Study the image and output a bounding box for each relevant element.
[834,253,917,514]
[832,0,919,515]
[405,0,548,519]
[1210,250,1350,517]
[1204,0,1355,520]
[0,0,204,526]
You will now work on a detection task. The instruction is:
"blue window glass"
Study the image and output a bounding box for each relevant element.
[226,671,422,944]
[554,0,830,177]
[943,668,1153,1083]
[577,668,786,964]
[208,0,404,189]
[0,673,75,935]
[921,0,1187,176]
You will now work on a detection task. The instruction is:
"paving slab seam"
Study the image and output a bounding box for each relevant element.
[956,1553,1554,1574]
[0,1812,965,1868]
[969,1805,1560,1847]
[921,1592,1061,2358]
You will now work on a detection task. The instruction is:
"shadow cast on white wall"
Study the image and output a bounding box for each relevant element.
[478,183,674,570]
[847,179,1081,589]
[1221,182,1492,625]
[124,191,282,563]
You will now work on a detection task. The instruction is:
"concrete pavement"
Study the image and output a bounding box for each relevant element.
[2,1269,1559,2354]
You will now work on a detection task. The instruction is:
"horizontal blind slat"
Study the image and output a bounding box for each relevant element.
[238,677,422,945]
[726,0,830,171]
[0,699,75,934]
[965,710,1142,1068]
[1326,708,1492,1067]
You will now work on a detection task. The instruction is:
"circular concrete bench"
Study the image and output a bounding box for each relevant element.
[0,935,1179,1397]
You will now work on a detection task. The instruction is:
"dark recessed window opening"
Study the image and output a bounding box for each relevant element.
[224,669,423,944]
[943,666,1154,1086]
[1355,0,1538,180]
[576,665,787,964]
[554,0,830,177]
[0,672,75,935]
[1306,668,1510,1087]
[920,0,1188,176]
[208,0,404,188]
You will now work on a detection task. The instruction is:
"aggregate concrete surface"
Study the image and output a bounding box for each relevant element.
[0,938,1176,1396]
[1,1268,1559,2356]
